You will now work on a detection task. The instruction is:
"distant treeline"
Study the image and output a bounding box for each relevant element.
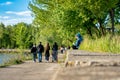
[0,23,33,49]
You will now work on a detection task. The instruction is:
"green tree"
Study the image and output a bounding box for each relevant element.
[0,23,5,48]
[29,0,120,47]
[12,23,31,49]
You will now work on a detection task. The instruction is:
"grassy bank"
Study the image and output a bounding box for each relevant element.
[80,35,120,53]
[0,53,32,68]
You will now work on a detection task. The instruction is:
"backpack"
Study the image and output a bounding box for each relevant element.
[38,45,44,52]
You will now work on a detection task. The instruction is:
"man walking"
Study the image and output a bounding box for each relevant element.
[31,44,37,62]
[52,42,58,62]
[38,42,44,62]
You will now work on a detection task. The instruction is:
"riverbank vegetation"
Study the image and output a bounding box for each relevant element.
[81,35,120,53]
[0,0,120,53]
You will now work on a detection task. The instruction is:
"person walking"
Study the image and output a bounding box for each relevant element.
[45,42,50,62]
[52,42,58,62]
[38,42,44,62]
[31,44,37,62]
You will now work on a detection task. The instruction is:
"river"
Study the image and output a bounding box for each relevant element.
[0,53,16,65]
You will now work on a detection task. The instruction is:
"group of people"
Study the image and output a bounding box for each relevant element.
[31,32,83,63]
[31,42,58,63]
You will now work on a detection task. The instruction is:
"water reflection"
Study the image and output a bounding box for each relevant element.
[0,53,16,65]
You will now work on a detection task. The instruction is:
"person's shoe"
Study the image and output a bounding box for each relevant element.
[39,61,42,62]
[52,60,54,62]
[46,60,49,63]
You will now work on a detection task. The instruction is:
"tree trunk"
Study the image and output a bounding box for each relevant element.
[109,8,115,36]
[94,26,101,37]
[98,19,105,36]
[0,39,1,48]
[87,27,92,37]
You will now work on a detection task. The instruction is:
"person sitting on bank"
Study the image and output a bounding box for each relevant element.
[72,33,83,49]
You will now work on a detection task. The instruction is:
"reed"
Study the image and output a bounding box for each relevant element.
[80,35,120,53]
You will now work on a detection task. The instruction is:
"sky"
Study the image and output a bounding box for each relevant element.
[0,0,33,26]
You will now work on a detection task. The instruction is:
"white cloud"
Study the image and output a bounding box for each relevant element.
[0,10,33,25]
[6,11,32,16]
[6,1,12,5]
[0,17,33,26]
[0,1,13,6]
[0,16,10,19]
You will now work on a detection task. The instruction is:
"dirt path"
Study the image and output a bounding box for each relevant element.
[1,50,120,80]
[0,54,64,80]
[0,61,60,80]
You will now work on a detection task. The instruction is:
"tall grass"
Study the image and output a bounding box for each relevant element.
[80,35,120,53]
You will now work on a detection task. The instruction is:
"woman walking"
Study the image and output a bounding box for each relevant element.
[45,43,50,62]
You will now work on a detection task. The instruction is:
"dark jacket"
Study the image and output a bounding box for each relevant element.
[31,47,37,53]
[52,43,58,51]
[38,44,44,53]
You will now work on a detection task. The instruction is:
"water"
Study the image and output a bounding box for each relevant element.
[0,53,16,65]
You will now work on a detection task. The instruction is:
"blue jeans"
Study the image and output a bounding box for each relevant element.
[33,52,37,62]
[52,51,58,62]
[38,52,42,62]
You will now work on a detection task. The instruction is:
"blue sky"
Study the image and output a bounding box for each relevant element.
[0,0,33,25]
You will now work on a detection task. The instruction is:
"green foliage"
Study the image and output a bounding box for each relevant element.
[0,23,5,39]
[29,0,119,38]
[0,22,33,49]
[80,35,120,53]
